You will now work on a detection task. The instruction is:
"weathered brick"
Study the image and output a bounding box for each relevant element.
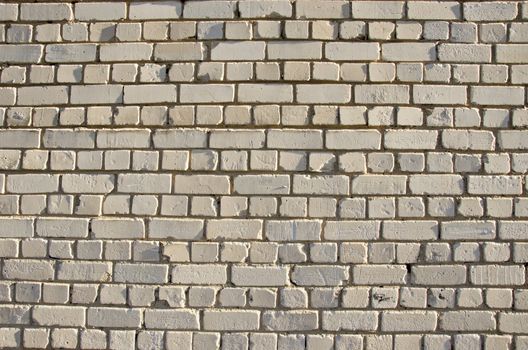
[172,264,227,284]
[263,311,318,331]
[232,266,289,286]
[203,310,260,331]
[355,84,409,104]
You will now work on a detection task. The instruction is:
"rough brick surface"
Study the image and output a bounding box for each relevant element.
[0,0,527,348]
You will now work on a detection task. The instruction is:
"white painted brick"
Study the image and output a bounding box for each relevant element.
[383,221,439,240]
[471,86,525,106]
[441,221,496,240]
[468,176,523,195]
[0,45,43,63]
[124,85,177,104]
[355,84,409,104]
[238,84,293,103]
[239,1,292,18]
[464,2,518,21]
[45,44,96,63]
[413,85,467,105]
[407,2,461,20]
[100,43,153,62]
[154,43,206,61]
[325,42,379,61]
[268,41,322,60]
[326,130,381,150]
[438,44,492,62]
[172,264,227,284]
[296,1,349,19]
[211,42,266,61]
[296,84,351,103]
[180,84,235,103]
[203,310,260,330]
[384,130,438,150]
[75,3,126,21]
[232,266,289,286]
[20,3,72,21]
[183,1,236,19]
[129,1,182,19]
[382,43,436,62]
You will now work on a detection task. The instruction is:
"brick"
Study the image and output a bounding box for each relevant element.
[98,130,150,148]
[0,130,40,149]
[291,265,348,286]
[413,85,466,105]
[498,131,528,149]
[203,310,260,331]
[154,43,205,61]
[33,306,85,327]
[210,130,265,149]
[62,174,114,194]
[355,84,409,104]
[464,2,518,21]
[296,84,351,103]
[266,220,322,241]
[0,45,43,63]
[440,311,496,331]
[20,3,72,21]
[296,1,349,19]
[268,41,322,60]
[0,218,33,238]
[183,1,237,19]
[382,43,436,62]
[268,130,323,149]
[172,264,227,285]
[471,86,525,106]
[352,175,406,195]
[325,42,379,61]
[442,130,495,150]
[322,311,378,331]
[45,44,96,63]
[144,310,199,330]
[57,261,112,282]
[2,259,54,281]
[325,221,380,240]
[383,221,439,240]
[129,1,182,19]
[36,218,89,238]
[17,86,68,106]
[438,44,491,62]
[180,84,235,103]
[43,130,95,149]
[124,85,177,104]
[381,311,437,332]
[154,129,208,149]
[409,175,464,195]
[407,2,461,20]
[91,218,145,239]
[100,43,153,62]
[263,311,318,331]
[206,219,263,240]
[114,263,168,284]
[468,176,523,195]
[326,130,381,150]
[117,174,171,194]
[496,44,528,63]
[0,4,18,21]
[234,175,290,195]
[239,1,292,18]
[499,313,528,333]
[7,175,59,193]
[412,265,466,285]
[352,1,404,19]
[441,221,496,240]
[75,2,126,21]
[149,218,204,240]
[71,85,123,104]
[232,266,289,286]
[499,221,528,239]
[470,265,525,285]
[293,175,349,195]
[384,130,438,149]
[211,42,266,61]
[87,308,142,328]
[238,84,293,103]
[173,175,230,194]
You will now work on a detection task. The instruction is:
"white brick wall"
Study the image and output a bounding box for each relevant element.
[0,0,528,348]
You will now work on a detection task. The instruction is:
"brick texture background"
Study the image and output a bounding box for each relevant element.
[0,0,528,349]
